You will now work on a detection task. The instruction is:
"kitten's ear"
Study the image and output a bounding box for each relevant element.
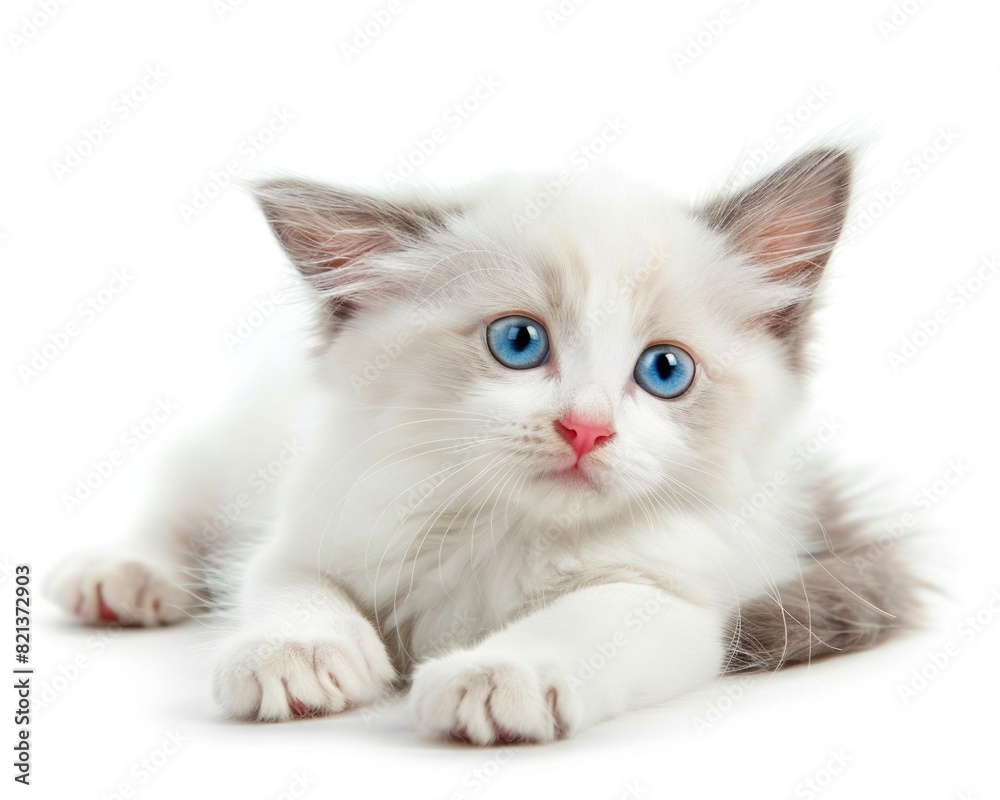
[699,148,853,339]
[252,178,446,279]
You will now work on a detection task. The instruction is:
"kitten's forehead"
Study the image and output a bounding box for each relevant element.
[445,174,736,362]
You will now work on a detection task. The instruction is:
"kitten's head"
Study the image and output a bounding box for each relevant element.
[254,150,851,523]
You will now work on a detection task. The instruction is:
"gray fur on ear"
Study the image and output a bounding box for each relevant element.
[253,178,446,276]
[700,148,853,345]
[252,178,452,329]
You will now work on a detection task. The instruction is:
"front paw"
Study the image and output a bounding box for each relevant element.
[212,624,396,721]
[409,653,582,745]
[45,554,198,627]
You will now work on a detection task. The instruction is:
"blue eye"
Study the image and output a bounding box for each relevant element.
[487,315,550,369]
[634,344,696,399]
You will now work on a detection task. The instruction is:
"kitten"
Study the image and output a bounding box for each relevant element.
[46,147,922,744]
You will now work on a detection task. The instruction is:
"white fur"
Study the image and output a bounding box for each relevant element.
[47,160,849,743]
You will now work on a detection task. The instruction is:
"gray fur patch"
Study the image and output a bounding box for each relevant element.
[725,477,927,673]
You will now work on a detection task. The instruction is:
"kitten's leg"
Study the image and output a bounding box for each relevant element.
[211,561,396,721]
[46,361,307,627]
[410,583,725,744]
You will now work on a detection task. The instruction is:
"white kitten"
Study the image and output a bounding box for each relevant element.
[47,148,921,744]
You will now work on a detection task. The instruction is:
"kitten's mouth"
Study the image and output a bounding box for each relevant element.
[544,461,601,489]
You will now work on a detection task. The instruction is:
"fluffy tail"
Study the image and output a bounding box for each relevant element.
[725,482,928,673]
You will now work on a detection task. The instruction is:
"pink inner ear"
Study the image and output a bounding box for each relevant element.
[704,149,851,291]
[256,178,449,285]
[322,233,393,271]
[293,223,396,276]
[740,185,846,288]
[751,215,830,283]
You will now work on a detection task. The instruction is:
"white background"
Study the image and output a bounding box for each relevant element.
[3,0,999,798]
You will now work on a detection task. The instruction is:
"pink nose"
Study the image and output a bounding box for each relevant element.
[555,417,614,460]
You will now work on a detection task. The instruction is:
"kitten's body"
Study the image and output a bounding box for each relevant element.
[47,150,921,743]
